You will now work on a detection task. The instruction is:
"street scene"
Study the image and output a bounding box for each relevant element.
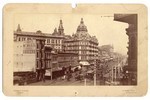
[13,14,137,86]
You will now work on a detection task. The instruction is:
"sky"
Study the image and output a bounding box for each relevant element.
[14,13,128,55]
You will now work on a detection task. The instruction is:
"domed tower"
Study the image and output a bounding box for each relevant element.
[58,19,64,35]
[76,18,88,32]
[75,18,90,40]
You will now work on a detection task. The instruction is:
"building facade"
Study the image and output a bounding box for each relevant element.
[57,52,79,68]
[13,40,36,72]
[14,18,99,73]
[114,14,137,85]
[14,20,65,53]
[64,18,99,64]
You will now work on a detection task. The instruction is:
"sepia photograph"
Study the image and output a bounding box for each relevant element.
[13,15,137,86]
[3,4,147,96]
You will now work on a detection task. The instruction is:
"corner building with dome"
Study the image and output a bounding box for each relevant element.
[64,18,99,64]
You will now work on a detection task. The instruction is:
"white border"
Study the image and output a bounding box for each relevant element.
[0,0,149,100]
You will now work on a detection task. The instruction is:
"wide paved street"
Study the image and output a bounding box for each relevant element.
[28,77,94,86]
[27,59,124,86]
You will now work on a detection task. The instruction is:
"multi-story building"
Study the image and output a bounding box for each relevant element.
[64,18,99,64]
[57,52,79,68]
[13,40,37,72]
[14,20,65,52]
[14,18,99,72]
[14,39,53,72]
[114,14,137,85]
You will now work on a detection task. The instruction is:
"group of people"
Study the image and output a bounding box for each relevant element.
[61,65,84,81]
[62,66,73,81]
[35,65,85,82]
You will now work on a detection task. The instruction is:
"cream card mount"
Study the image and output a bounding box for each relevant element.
[3,4,148,96]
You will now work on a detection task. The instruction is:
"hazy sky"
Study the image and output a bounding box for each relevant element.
[14,13,128,55]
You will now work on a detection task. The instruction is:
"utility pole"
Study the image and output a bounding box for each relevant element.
[50,61,53,80]
[114,66,116,84]
[112,66,113,82]
[51,67,52,80]
[94,59,96,86]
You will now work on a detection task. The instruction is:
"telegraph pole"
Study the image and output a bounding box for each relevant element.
[94,59,96,86]
[112,66,113,82]
[114,66,116,83]
[50,61,53,80]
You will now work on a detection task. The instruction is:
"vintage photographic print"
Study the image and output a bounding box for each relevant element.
[3,4,147,96]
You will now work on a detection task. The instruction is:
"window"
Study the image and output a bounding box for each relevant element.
[18,37,20,41]
[47,39,50,43]
[52,39,54,43]
[37,52,39,58]
[36,61,38,68]
[56,40,58,44]
[37,44,39,49]
[27,38,31,40]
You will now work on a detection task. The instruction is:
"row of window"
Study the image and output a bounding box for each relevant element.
[36,52,45,58]
[17,36,63,45]
[23,50,36,54]
[58,56,77,61]
[17,37,32,41]
[45,53,51,59]
[79,56,98,60]
[65,47,98,52]
[80,56,87,60]
[23,44,36,48]
[65,41,97,46]
[65,51,78,53]
[47,39,62,44]
[65,45,98,50]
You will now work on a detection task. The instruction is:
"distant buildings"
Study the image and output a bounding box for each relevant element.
[98,45,114,61]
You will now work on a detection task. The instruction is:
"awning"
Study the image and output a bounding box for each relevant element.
[103,73,110,77]
[87,70,94,73]
[79,61,90,66]
[45,70,51,76]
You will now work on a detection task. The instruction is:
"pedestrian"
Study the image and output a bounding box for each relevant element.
[66,67,72,81]
[62,67,66,80]
[36,68,40,81]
